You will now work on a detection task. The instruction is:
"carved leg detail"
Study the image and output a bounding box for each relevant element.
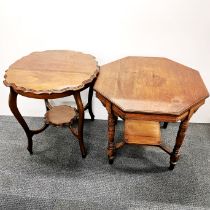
[74,92,86,158]
[107,112,116,164]
[87,84,95,121]
[169,119,189,170]
[9,88,33,154]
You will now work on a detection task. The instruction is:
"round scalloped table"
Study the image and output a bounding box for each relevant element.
[4,50,99,157]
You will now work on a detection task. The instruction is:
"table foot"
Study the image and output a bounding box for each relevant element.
[9,88,34,153]
[27,145,33,155]
[82,153,87,159]
[109,158,114,164]
[9,88,49,154]
[169,162,175,170]
[82,155,86,158]
[107,147,115,164]
[170,118,189,168]
[78,140,87,158]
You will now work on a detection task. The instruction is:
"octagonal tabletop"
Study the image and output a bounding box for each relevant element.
[4,50,99,95]
[94,57,209,115]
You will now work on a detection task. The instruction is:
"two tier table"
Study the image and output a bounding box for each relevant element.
[94,56,209,169]
[4,50,99,158]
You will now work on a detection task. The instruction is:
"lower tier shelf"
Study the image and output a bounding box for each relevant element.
[45,105,77,126]
[124,119,161,145]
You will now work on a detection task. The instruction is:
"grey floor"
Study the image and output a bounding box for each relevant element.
[0,115,209,210]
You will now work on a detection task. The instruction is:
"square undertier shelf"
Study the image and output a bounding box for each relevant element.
[124,119,161,145]
[45,105,78,126]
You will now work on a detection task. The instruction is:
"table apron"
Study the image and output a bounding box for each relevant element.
[11,82,94,99]
[96,92,205,123]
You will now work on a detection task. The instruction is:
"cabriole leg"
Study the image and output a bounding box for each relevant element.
[74,92,86,158]
[9,88,33,154]
[87,84,95,121]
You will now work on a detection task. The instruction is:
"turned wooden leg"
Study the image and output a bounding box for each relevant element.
[169,118,189,170]
[74,92,86,158]
[87,84,95,121]
[107,112,116,164]
[9,88,33,154]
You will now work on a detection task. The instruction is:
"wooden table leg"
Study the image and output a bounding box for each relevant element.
[9,88,49,154]
[74,92,86,158]
[169,118,189,170]
[87,83,95,121]
[9,88,33,154]
[84,82,95,121]
[107,109,116,164]
[44,99,53,111]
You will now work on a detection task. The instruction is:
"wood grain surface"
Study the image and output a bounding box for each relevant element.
[4,50,99,94]
[124,119,161,145]
[94,56,209,115]
[45,105,77,126]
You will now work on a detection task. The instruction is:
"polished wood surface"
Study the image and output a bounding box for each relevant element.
[94,56,209,115]
[95,56,209,169]
[45,105,77,126]
[124,120,161,145]
[4,50,99,94]
[4,50,98,158]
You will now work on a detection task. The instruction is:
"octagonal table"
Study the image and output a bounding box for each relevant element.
[4,50,99,157]
[94,56,209,169]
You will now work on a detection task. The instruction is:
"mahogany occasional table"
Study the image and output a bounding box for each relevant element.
[94,56,209,170]
[4,50,99,158]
